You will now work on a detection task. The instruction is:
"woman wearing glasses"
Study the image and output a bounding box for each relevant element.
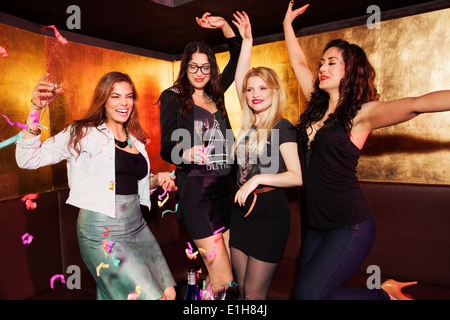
[159,12,241,288]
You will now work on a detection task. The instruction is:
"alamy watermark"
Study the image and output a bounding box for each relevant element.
[367,5,381,29]
[170,128,280,174]
[66,5,81,30]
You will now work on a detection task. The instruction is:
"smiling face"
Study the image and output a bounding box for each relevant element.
[104,81,134,125]
[318,46,346,93]
[246,76,274,116]
[187,52,211,91]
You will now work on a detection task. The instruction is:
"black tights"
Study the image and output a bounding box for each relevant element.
[231,247,278,300]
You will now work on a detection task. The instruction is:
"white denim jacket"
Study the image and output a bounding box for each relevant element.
[16,123,152,218]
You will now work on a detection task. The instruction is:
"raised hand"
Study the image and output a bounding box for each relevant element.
[232,11,252,40]
[196,12,226,30]
[283,1,310,27]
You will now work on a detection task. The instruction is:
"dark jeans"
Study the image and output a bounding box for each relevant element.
[293,217,389,300]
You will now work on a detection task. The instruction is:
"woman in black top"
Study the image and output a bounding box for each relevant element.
[159,12,241,288]
[284,2,450,300]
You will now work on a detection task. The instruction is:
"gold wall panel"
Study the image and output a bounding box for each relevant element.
[0,24,52,200]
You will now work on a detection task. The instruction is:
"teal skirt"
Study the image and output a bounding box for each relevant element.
[77,194,176,300]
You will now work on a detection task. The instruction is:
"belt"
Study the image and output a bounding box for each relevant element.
[236,183,276,217]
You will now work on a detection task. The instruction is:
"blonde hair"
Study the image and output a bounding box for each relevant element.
[234,67,286,161]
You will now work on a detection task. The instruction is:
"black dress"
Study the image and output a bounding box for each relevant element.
[159,36,240,239]
[230,119,297,263]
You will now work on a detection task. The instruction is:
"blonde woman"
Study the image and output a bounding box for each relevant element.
[229,12,302,300]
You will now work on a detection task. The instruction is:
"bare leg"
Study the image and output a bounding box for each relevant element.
[194,233,233,288]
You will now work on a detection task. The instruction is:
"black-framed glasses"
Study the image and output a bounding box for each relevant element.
[187,64,211,75]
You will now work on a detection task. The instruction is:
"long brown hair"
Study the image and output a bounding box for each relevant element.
[67,72,148,156]
[299,39,379,133]
[173,41,226,118]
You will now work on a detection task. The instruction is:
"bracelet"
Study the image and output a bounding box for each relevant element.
[31,99,43,108]
[26,127,41,136]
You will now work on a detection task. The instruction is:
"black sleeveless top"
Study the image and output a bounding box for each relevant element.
[298,122,374,230]
[115,147,148,195]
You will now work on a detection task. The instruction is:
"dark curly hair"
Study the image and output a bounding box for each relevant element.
[299,39,379,133]
[173,41,226,118]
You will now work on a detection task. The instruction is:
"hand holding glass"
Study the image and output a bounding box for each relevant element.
[36,78,63,130]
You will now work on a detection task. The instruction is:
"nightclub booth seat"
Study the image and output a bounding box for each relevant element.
[1,182,449,300]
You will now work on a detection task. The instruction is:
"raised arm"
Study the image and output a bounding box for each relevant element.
[196,12,235,38]
[232,11,252,104]
[355,90,450,132]
[283,2,314,100]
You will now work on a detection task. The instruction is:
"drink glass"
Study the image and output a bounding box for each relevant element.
[36,77,63,130]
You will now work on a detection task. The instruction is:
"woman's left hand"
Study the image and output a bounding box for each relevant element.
[155,172,177,191]
[234,176,259,206]
[232,11,252,40]
[196,12,226,29]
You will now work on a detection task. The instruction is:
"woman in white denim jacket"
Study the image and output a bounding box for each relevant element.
[16,72,177,300]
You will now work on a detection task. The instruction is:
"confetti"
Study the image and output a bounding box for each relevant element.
[41,25,68,44]
[127,285,142,300]
[157,192,169,207]
[158,189,168,201]
[169,170,175,178]
[111,253,120,268]
[208,246,216,259]
[30,112,39,126]
[196,267,202,279]
[185,248,199,260]
[0,132,24,149]
[21,193,39,210]
[96,262,109,277]
[102,227,110,237]
[21,233,33,245]
[50,274,65,289]
[213,226,225,235]
[161,203,178,217]
[108,181,116,190]
[0,44,8,58]
[1,114,28,130]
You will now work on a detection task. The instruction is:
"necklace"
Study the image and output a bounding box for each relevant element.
[114,127,132,148]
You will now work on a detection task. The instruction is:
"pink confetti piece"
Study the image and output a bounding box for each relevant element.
[213,226,225,235]
[21,193,39,210]
[30,112,39,126]
[208,246,216,259]
[21,233,33,245]
[158,189,168,201]
[0,44,9,58]
[1,114,28,130]
[41,25,68,44]
[144,139,151,145]
[157,192,169,207]
[127,285,141,300]
[50,274,65,289]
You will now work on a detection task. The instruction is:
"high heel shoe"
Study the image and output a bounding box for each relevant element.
[381,279,418,300]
